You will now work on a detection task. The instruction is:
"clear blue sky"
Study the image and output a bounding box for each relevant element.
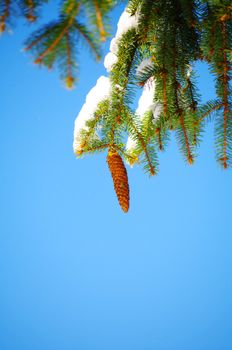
[1,3,232,350]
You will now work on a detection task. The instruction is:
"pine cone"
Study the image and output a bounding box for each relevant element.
[107,150,130,213]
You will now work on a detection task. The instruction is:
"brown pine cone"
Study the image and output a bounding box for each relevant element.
[107,150,130,213]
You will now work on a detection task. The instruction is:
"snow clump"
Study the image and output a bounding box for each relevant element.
[104,8,140,72]
[73,76,111,154]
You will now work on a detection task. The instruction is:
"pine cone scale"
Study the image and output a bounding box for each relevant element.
[107,150,130,213]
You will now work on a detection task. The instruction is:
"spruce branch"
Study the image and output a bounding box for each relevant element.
[221,19,230,168]
[197,101,223,125]
[73,20,101,60]
[71,0,232,211]
[17,0,115,86]
[18,0,46,22]
[23,0,37,22]
[155,127,163,151]
[76,112,105,154]
[172,22,194,164]
[77,142,109,156]
[65,31,74,88]
[70,0,232,211]
[24,9,101,85]
[93,0,107,41]
[178,113,194,165]
[127,113,156,175]
[161,69,168,119]
[202,2,232,168]
[0,0,11,33]
[34,23,72,64]
[80,0,115,42]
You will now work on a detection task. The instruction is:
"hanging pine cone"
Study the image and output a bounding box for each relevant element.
[107,149,130,213]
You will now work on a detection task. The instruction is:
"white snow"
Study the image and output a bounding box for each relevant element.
[135,81,156,116]
[126,136,138,153]
[115,10,139,39]
[85,76,111,108]
[136,58,153,75]
[104,52,118,72]
[186,65,192,78]
[115,84,124,91]
[109,38,118,54]
[126,81,162,160]
[152,103,162,122]
[103,7,139,72]
[73,76,111,153]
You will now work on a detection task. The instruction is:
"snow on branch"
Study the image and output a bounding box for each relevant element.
[126,77,162,161]
[136,58,153,75]
[73,76,111,153]
[104,7,139,72]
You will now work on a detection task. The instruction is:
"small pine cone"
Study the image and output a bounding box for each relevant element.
[107,150,130,213]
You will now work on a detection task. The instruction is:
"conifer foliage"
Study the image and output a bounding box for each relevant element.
[0,0,115,87]
[73,0,231,211]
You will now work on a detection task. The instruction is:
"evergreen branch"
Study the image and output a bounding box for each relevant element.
[127,0,141,15]
[155,127,163,151]
[191,101,223,148]
[20,0,37,21]
[179,113,193,164]
[0,0,10,20]
[34,20,73,63]
[113,144,139,164]
[76,142,109,156]
[80,113,105,151]
[161,69,168,118]
[93,0,106,41]
[26,0,36,21]
[197,102,223,124]
[18,0,48,22]
[79,0,115,42]
[143,114,169,153]
[105,29,140,153]
[221,20,230,168]
[136,63,156,87]
[24,29,48,51]
[127,114,156,175]
[182,76,198,112]
[24,4,100,84]
[65,31,74,88]
[73,21,101,60]
[74,99,111,156]
[109,114,122,144]
[62,0,77,16]
[0,0,10,32]
[66,0,232,210]
[172,21,194,164]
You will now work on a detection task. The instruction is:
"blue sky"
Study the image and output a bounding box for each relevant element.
[1,3,232,350]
